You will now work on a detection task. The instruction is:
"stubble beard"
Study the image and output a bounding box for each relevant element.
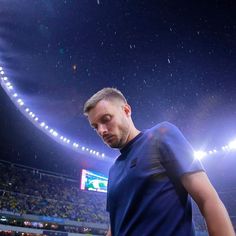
[107,127,130,149]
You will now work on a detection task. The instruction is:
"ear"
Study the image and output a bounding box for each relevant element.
[123,104,131,117]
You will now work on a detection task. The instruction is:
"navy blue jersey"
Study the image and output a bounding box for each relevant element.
[106,122,204,236]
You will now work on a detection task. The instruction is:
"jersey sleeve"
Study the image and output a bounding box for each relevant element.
[155,122,204,179]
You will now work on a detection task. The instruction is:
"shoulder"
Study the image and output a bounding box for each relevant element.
[149,121,180,138]
[148,122,190,151]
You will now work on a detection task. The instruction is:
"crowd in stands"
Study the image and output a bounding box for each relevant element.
[0,160,235,233]
[0,161,109,224]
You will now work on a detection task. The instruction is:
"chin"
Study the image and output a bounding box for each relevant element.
[106,141,120,149]
[107,143,117,148]
[110,142,125,149]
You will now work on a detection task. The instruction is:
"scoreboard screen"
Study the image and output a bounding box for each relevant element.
[80,169,108,193]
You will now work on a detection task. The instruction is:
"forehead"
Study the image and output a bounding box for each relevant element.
[87,99,120,123]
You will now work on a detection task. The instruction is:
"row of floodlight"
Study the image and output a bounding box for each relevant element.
[1,65,235,161]
[0,66,105,159]
[194,139,236,160]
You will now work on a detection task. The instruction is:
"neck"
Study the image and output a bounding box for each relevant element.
[123,126,141,148]
[130,128,141,140]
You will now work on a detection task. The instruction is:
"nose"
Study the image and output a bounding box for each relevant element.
[97,124,108,137]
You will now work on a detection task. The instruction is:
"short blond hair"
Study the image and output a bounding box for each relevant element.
[83,87,127,116]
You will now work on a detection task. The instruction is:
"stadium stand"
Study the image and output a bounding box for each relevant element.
[0,160,109,235]
[0,156,235,236]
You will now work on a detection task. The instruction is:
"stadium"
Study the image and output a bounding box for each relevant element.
[0,75,236,236]
[1,69,236,235]
[0,145,236,236]
[1,1,236,236]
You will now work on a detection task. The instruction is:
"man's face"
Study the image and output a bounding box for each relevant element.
[87,99,131,149]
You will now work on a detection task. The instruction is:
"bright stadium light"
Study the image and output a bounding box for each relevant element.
[5,82,13,90]
[0,65,110,160]
[221,145,229,151]
[40,122,45,127]
[73,143,79,148]
[229,139,236,150]
[17,99,24,106]
[194,151,207,160]
[224,145,229,150]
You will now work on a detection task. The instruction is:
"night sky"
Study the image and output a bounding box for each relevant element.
[0,1,236,176]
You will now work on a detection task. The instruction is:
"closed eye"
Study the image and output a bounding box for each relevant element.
[90,114,112,131]
[101,115,112,124]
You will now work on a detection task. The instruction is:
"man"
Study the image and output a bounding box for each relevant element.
[83,87,235,236]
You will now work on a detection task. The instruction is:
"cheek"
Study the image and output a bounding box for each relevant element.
[107,121,115,131]
[107,119,119,132]
[107,115,125,132]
